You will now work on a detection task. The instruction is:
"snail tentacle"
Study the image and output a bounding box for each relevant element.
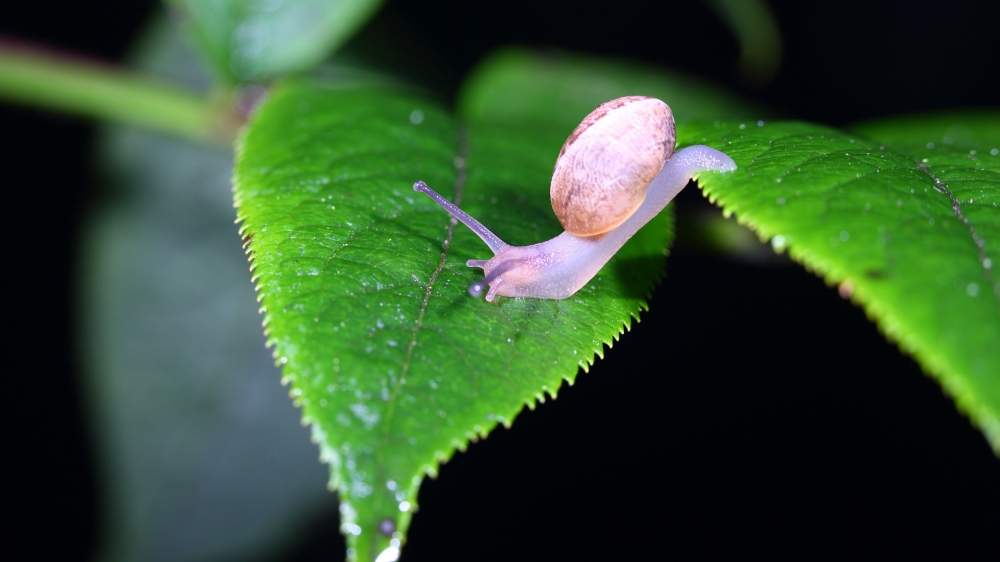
[413,181,507,253]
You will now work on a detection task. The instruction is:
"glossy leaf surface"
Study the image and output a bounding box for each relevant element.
[680,116,1000,450]
[235,90,650,560]
[234,45,761,558]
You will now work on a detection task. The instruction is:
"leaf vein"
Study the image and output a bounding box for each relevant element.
[915,160,1000,310]
[377,129,469,485]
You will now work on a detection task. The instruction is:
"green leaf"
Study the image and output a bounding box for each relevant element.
[460,47,761,129]
[850,110,1000,153]
[234,48,758,559]
[167,0,385,82]
[678,115,1000,452]
[233,84,668,559]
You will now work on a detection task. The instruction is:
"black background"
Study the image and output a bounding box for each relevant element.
[3,0,999,560]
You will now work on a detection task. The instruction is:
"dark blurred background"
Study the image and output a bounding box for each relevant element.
[3,0,999,560]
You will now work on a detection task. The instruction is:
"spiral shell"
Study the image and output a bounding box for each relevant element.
[550,96,676,237]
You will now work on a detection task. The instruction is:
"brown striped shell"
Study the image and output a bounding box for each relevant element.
[550,96,676,237]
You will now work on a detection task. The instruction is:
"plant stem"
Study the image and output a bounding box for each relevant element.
[703,0,782,87]
[0,40,226,143]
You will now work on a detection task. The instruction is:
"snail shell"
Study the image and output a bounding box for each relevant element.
[550,96,676,237]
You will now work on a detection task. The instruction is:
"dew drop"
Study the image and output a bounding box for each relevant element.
[469,281,485,297]
[838,280,854,299]
[409,109,424,124]
[374,546,400,562]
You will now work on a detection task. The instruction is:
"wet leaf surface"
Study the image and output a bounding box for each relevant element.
[233,81,683,559]
[680,115,1000,451]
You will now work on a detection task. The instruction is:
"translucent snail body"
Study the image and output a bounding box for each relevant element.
[414,96,737,302]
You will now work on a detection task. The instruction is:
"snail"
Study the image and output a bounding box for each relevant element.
[414,96,736,302]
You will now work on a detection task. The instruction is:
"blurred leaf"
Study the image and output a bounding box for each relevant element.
[459,47,761,130]
[703,0,783,86]
[679,115,1000,451]
[80,18,337,562]
[167,0,385,82]
[850,110,1000,152]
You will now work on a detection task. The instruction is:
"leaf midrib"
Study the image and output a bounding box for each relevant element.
[376,129,470,481]
[914,159,1000,313]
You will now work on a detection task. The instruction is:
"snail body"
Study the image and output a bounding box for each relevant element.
[414,96,736,302]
